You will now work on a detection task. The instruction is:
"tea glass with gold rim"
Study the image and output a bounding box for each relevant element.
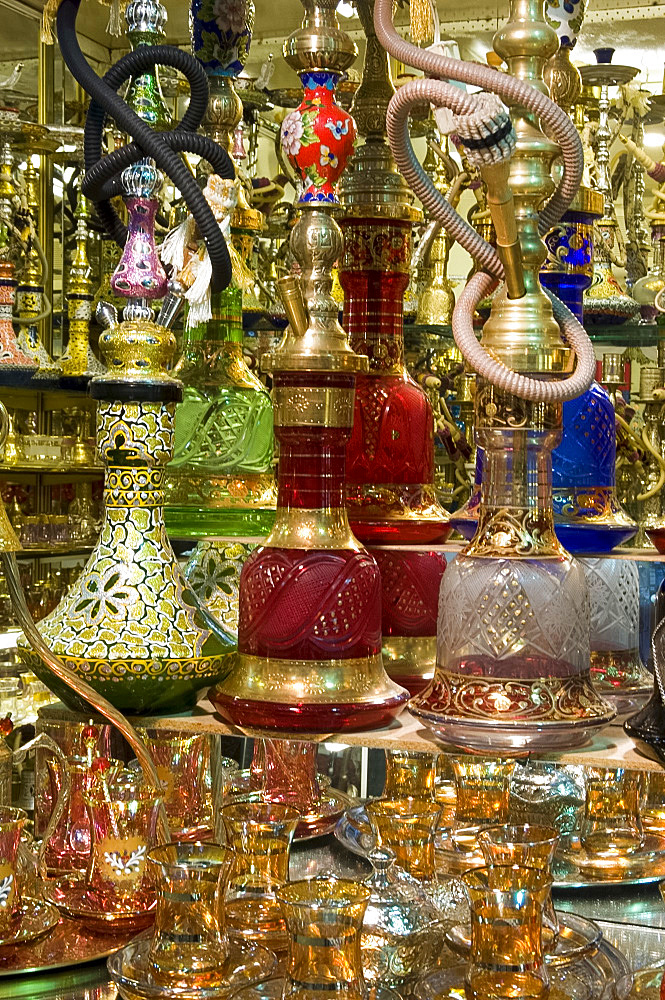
[366,798,442,882]
[463,864,553,1000]
[147,841,234,987]
[478,824,559,949]
[221,801,299,949]
[277,877,370,1000]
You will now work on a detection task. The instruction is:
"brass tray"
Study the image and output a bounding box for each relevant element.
[335,805,665,890]
[0,911,134,982]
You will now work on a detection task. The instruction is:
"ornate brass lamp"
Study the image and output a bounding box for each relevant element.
[209,0,408,735]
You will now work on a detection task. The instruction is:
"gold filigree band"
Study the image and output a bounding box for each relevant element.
[217,651,395,705]
[273,386,355,427]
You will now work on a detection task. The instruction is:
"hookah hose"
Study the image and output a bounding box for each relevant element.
[55,0,235,294]
[374,0,595,404]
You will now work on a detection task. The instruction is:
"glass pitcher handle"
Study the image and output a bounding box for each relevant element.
[11,733,71,881]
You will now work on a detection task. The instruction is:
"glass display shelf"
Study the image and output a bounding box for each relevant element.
[95,699,664,774]
[403,321,663,347]
[13,545,94,558]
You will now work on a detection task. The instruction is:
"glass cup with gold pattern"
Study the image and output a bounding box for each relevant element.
[463,864,552,1000]
[451,757,514,828]
[366,798,442,882]
[0,807,27,940]
[84,770,162,918]
[580,766,645,857]
[277,876,370,1000]
[221,801,299,949]
[136,728,215,840]
[478,824,559,949]
[147,842,233,987]
[383,750,437,801]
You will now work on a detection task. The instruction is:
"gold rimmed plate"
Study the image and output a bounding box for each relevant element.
[557,834,665,882]
[0,913,133,981]
[0,899,59,948]
[415,964,592,1000]
[107,933,277,1000]
[43,876,155,933]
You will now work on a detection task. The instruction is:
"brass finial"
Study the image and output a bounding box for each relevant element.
[339,0,419,221]
[68,191,94,301]
[483,0,567,373]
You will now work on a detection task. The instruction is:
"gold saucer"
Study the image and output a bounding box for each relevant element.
[0,899,59,947]
[43,876,155,933]
[559,834,665,880]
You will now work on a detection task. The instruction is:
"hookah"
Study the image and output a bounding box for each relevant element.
[374,0,614,751]
[2,0,244,809]
[579,50,640,325]
[450,3,637,559]
[337,0,447,696]
[14,158,57,373]
[165,0,275,543]
[209,0,409,735]
[60,189,106,378]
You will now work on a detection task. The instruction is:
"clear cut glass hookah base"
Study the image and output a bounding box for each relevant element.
[410,554,616,753]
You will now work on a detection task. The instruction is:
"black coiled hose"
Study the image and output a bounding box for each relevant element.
[56,0,235,293]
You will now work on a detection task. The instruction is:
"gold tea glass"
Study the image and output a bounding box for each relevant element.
[0,807,27,940]
[366,798,442,882]
[277,876,370,1000]
[147,842,233,988]
[463,864,552,1000]
[580,766,645,857]
[84,770,163,917]
[383,750,437,801]
[451,757,514,827]
[221,801,299,948]
[478,824,559,949]
[136,728,215,840]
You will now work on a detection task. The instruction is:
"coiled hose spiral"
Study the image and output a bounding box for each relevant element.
[55,0,235,294]
[374,0,596,404]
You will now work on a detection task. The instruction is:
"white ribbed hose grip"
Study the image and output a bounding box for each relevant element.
[374,0,593,404]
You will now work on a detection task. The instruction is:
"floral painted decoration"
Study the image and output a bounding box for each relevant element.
[280,71,356,204]
[544,0,587,50]
[190,0,255,78]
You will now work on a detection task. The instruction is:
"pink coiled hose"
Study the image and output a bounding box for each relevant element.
[374,0,596,404]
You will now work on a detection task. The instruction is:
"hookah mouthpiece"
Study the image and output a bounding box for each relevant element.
[453,95,524,298]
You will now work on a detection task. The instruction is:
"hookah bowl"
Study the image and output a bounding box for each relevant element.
[209,0,408,735]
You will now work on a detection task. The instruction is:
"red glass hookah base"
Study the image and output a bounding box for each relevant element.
[346,374,435,485]
[375,549,446,636]
[237,545,382,660]
[350,517,451,545]
[210,689,408,735]
[646,527,665,554]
